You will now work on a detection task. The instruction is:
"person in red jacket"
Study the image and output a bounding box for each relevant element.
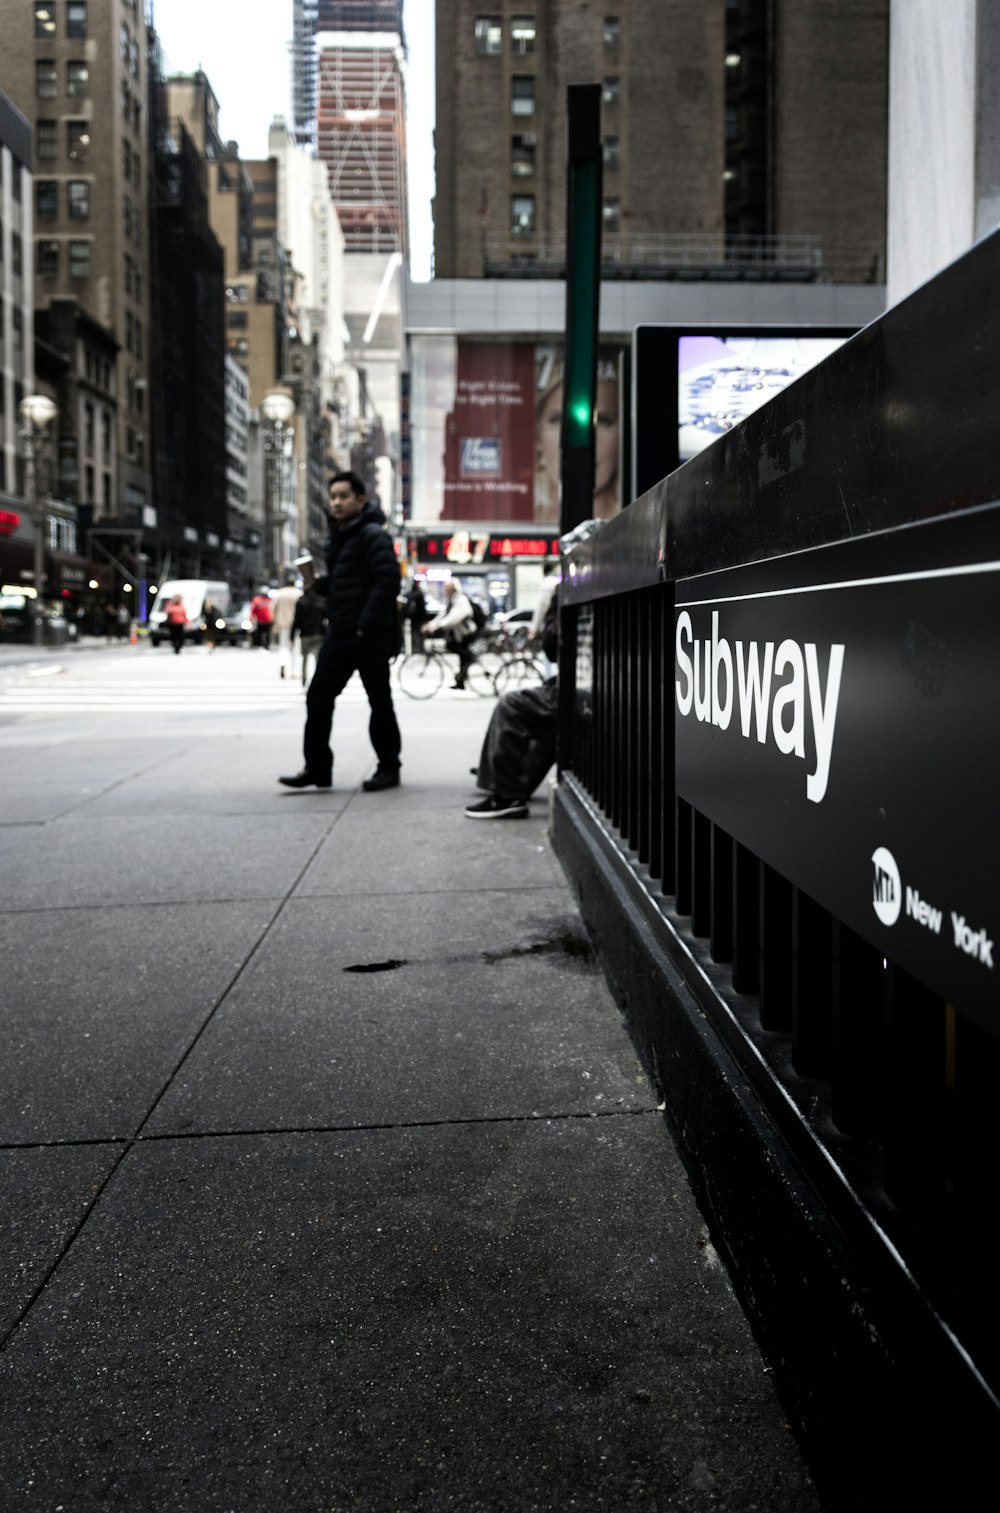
[250,588,274,649]
[164,594,188,655]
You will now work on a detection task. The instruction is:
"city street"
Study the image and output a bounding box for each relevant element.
[0,640,819,1510]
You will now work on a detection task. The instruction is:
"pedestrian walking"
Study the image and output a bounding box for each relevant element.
[292,584,327,688]
[271,574,301,679]
[202,598,220,652]
[164,594,188,655]
[250,588,274,650]
[404,578,428,653]
[116,603,131,642]
[278,471,402,792]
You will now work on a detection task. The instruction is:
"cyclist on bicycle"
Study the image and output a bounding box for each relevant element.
[422,579,478,690]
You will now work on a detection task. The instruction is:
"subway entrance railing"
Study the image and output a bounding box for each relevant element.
[551,229,1000,1505]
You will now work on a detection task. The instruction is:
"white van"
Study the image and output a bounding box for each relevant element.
[148,580,232,646]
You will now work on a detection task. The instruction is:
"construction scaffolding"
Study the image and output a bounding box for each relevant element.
[316,37,408,255]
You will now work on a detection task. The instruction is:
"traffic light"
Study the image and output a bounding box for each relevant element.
[561,85,603,533]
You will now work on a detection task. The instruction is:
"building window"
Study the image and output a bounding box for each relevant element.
[602,196,621,231]
[37,120,57,159]
[474,17,502,54]
[603,135,620,170]
[228,311,249,330]
[36,61,58,98]
[602,76,621,105]
[69,239,91,278]
[37,240,60,279]
[511,194,536,235]
[511,15,536,54]
[84,401,95,450]
[511,133,536,176]
[37,180,59,218]
[603,16,621,48]
[12,233,23,276]
[511,76,536,116]
[67,120,90,161]
[66,1,86,38]
[68,180,90,219]
[66,61,90,97]
[34,4,57,38]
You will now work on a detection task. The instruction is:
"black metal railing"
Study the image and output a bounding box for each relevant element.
[552,229,1000,1501]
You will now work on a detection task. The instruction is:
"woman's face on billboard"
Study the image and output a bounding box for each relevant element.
[538,378,619,502]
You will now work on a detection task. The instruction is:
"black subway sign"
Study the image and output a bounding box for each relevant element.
[674,506,1000,1037]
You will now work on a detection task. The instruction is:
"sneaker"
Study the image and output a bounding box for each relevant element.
[464,794,528,820]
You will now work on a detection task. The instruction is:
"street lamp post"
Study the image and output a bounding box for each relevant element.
[260,391,296,578]
[19,394,58,649]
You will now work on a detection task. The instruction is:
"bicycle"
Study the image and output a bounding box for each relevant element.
[396,635,498,699]
[486,624,548,695]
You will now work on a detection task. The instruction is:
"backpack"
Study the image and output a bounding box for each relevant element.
[468,598,487,634]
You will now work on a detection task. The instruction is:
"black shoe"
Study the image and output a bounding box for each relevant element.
[278,769,332,789]
[451,681,466,690]
[362,769,400,791]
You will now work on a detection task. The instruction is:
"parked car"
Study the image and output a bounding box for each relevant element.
[217,601,254,646]
[493,607,535,648]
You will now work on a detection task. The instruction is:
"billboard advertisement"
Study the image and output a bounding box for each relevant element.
[410,336,625,526]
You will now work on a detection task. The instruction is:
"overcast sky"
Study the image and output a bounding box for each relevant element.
[152,0,435,279]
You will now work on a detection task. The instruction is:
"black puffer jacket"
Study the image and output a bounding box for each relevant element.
[314,501,399,644]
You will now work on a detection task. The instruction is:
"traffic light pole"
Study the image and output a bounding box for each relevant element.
[558,85,603,779]
[559,84,603,538]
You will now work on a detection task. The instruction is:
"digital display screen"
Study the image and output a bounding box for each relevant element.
[631,324,858,500]
[677,335,848,461]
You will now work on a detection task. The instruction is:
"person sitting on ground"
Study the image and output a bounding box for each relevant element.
[465,586,559,820]
[422,578,477,690]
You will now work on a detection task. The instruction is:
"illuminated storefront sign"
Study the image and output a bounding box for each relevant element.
[413,530,559,565]
[0,511,22,536]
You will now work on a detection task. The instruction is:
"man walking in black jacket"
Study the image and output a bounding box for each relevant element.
[279,471,402,792]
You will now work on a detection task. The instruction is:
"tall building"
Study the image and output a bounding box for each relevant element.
[2,0,155,530]
[316,25,408,255]
[0,91,34,509]
[291,1,405,157]
[434,0,888,284]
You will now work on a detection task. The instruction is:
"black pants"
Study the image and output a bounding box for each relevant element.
[477,678,558,799]
[304,633,402,781]
[169,622,185,654]
[447,632,475,687]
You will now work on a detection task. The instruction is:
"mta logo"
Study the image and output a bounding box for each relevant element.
[871,846,901,926]
[460,438,502,476]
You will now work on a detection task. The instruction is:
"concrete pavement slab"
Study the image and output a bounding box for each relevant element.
[0,1144,121,1338]
[0,1120,820,1512]
[0,901,278,1143]
[144,890,653,1136]
[0,811,333,912]
[295,792,565,897]
[65,736,358,819]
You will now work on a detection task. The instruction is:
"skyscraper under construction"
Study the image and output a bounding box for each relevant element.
[291,0,408,256]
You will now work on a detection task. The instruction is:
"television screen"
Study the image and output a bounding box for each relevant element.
[631,324,857,499]
[678,334,848,462]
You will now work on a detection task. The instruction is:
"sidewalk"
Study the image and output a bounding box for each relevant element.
[0,673,822,1511]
